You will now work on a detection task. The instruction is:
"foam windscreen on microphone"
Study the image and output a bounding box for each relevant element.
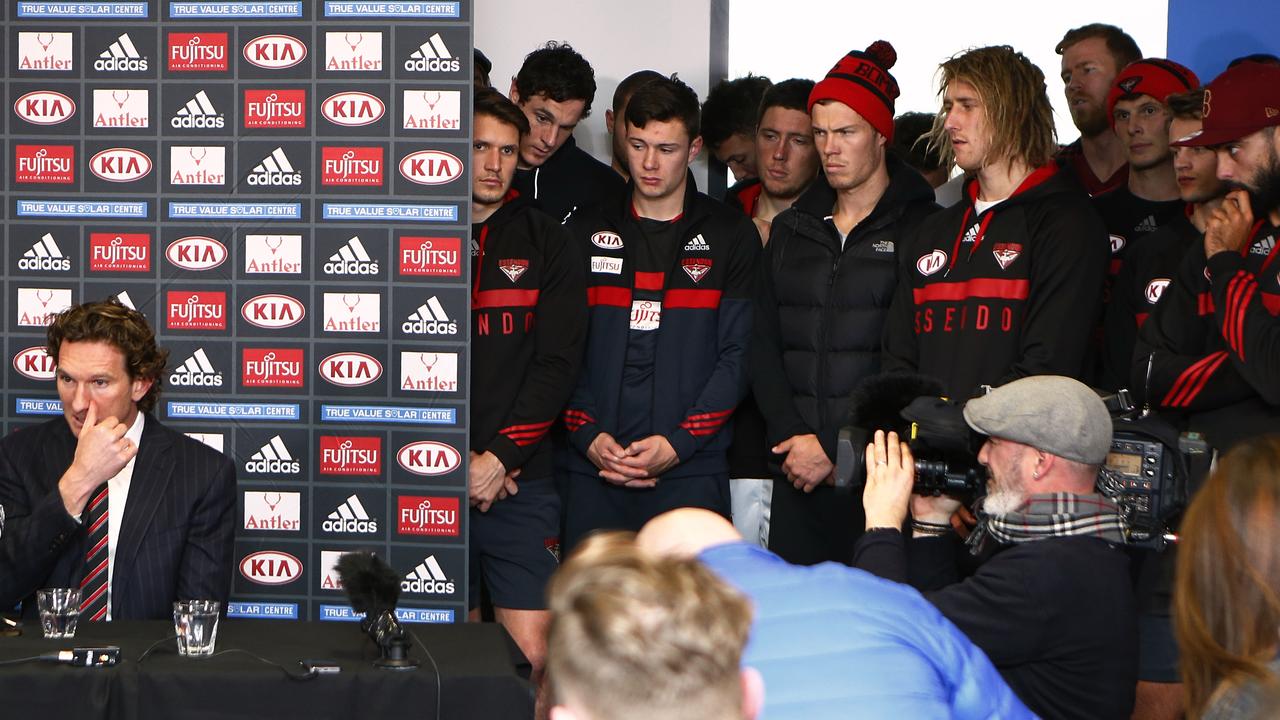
[847,372,946,430]
[335,551,401,616]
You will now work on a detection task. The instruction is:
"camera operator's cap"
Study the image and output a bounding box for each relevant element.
[1172,61,1280,147]
[962,376,1113,465]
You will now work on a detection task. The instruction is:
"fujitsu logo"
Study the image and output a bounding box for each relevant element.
[242,348,304,387]
[166,291,226,330]
[169,146,226,185]
[17,32,74,71]
[399,351,458,393]
[13,346,56,381]
[244,234,303,274]
[244,90,306,129]
[325,31,382,71]
[14,91,75,126]
[320,436,382,475]
[92,89,149,128]
[168,33,229,72]
[89,233,151,272]
[17,288,73,327]
[321,147,383,186]
[402,90,461,130]
[243,34,307,70]
[322,292,381,333]
[318,351,383,387]
[15,146,74,184]
[90,148,152,183]
[399,150,463,185]
[398,236,461,277]
[322,91,384,127]
[241,294,305,329]
[397,496,460,537]
[95,33,149,72]
[166,236,227,271]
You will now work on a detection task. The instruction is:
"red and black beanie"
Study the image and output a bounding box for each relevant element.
[808,40,900,141]
[1106,58,1200,124]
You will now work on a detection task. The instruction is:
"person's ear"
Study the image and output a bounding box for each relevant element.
[688,135,703,164]
[741,667,765,720]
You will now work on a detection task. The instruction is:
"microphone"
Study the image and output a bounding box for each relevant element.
[835,372,947,488]
[336,552,418,670]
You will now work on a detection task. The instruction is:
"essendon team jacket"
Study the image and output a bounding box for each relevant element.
[882,166,1109,397]
[471,195,586,480]
[1133,221,1280,451]
[561,180,759,480]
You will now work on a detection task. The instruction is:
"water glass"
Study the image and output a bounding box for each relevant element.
[37,588,81,639]
[173,600,220,657]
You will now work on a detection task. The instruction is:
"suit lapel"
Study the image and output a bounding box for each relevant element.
[111,415,174,609]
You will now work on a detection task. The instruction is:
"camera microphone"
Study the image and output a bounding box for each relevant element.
[336,552,418,670]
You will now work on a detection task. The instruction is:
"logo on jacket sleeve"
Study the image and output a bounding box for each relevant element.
[916,250,947,276]
[681,257,712,283]
[991,242,1022,271]
[498,258,529,283]
[1144,279,1171,305]
[591,231,623,249]
[684,234,710,251]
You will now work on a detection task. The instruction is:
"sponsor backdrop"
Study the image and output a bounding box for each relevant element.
[6,0,472,623]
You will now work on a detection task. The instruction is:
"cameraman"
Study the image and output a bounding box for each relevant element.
[852,375,1138,720]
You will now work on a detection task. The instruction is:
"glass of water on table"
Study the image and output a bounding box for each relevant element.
[173,600,220,657]
[37,588,81,639]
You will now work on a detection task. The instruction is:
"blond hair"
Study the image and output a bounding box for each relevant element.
[546,532,753,720]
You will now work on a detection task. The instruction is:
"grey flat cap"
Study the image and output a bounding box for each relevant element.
[962,375,1112,464]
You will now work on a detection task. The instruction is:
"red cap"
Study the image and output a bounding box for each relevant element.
[808,40,900,141]
[1106,58,1199,126]
[1173,61,1280,146]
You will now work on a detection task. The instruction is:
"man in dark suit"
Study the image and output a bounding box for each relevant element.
[0,300,235,621]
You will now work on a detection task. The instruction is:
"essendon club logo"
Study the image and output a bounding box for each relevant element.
[399,236,461,277]
[244,89,306,129]
[324,31,382,71]
[89,233,151,272]
[15,145,74,184]
[319,436,382,475]
[14,91,75,126]
[991,243,1022,271]
[242,348,304,387]
[399,149,462,186]
[166,291,226,330]
[321,91,384,127]
[241,294,305,329]
[318,351,382,387]
[168,33,229,72]
[17,32,74,71]
[396,440,461,476]
[397,496,460,537]
[243,34,307,70]
[89,148,152,183]
[681,258,711,283]
[13,346,56,381]
[166,236,227,271]
[321,147,383,186]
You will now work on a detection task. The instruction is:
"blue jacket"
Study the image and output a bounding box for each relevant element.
[699,542,1036,720]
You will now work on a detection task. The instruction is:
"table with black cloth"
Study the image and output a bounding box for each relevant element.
[0,619,534,719]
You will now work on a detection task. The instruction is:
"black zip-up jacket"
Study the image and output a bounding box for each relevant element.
[471,195,587,479]
[512,136,626,224]
[1132,222,1280,452]
[883,166,1109,397]
[562,177,759,479]
[753,158,938,458]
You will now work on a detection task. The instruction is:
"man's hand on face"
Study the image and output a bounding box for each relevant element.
[1204,189,1255,257]
[774,434,833,492]
[59,401,136,516]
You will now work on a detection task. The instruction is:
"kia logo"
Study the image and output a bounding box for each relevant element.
[397,440,461,476]
[243,34,307,69]
[166,236,227,271]
[14,90,75,126]
[322,91,384,127]
[241,293,305,329]
[319,351,383,387]
[239,550,302,585]
[591,231,623,249]
[90,148,152,182]
[399,149,462,186]
[916,250,948,276]
[13,346,56,381]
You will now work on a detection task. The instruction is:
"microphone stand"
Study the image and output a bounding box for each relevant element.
[363,610,418,670]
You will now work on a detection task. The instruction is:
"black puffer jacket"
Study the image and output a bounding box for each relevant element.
[753,157,937,459]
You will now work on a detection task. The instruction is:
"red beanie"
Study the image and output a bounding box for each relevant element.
[808,40,900,141]
[1107,58,1200,126]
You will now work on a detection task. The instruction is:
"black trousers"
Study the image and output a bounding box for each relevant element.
[767,478,865,566]
[561,470,730,554]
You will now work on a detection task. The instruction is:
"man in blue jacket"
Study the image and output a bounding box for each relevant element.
[560,76,759,551]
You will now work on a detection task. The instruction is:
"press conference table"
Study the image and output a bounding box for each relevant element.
[0,619,535,719]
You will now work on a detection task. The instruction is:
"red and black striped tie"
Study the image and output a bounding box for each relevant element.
[80,483,110,622]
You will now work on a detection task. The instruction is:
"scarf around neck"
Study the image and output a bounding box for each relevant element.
[967,492,1127,554]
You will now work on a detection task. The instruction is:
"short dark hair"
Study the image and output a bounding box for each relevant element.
[513,41,597,118]
[701,74,771,149]
[475,87,529,135]
[1228,53,1280,68]
[893,111,945,172]
[1166,88,1206,121]
[612,69,665,113]
[756,78,814,125]
[474,48,492,82]
[626,75,701,140]
[1055,23,1142,70]
[47,299,168,413]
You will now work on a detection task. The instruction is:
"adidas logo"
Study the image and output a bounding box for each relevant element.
[244,434,301,474]
[113,291,138,311]
[322,494,378,533]
[323,236,379,275]
[169,347,223,388]
[95,33,148,72]
[1135,215,1159,234]
[404,33,461,72]
[19,233,70,271]
[401,296,457,335]
[684,234,710,251]
[963,224,980,243]
[247,147,302,187]
[401,555,455,594]
[1252,235,1276,256]
[171,90,224,130]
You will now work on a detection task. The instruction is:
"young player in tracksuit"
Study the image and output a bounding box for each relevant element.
[559,76,759,551]
[883,46,1109,397]
[468,88,586,684]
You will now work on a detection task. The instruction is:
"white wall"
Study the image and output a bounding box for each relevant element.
[475,0,714,186]
[727,0,1167,145]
